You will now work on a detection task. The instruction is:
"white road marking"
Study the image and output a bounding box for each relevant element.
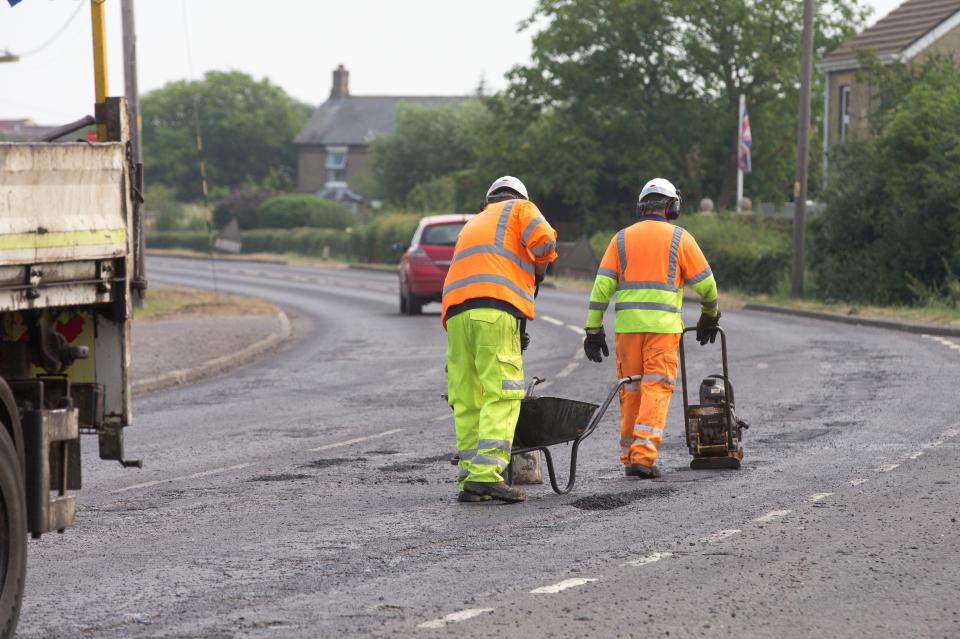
[530,578,598,594]
[622,551,673,567]
[541,315,564,326]
[753,510,792,523]
[566,324,586,335]
[701,529,741,544]
[430,414,450,422]
[909,451,925,460]
[850,478,868,486]
[556,361,580,378]
[756,363,769,369]
[877,463,899,472]
[417,608,494,629]
[308,428,406,452]
[942,427,960,438]
[111,463,252,494]
[809,492,834,503]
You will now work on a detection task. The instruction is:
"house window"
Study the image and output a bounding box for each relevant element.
[325,146,348,184]
[839,85,851,144]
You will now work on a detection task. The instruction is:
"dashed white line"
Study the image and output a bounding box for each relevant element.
[556,361,580,378]
[756,363,769,369]
[877,463,899,473]
[701,529,741,544]
[541,315,564,326]
[622,551,673,567]
[850,478,869,486]
[565,324,586,335]
[111,463,252,494]
[909,451,925,460]
[417,608,494,629]
[753,510,792,523]
[530,578,597,594]
[430,414,450,422]
[308,428,406,452]
[809,492,834,503]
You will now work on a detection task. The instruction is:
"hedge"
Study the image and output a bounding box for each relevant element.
[257,194,353,230]
[589,213,790,294]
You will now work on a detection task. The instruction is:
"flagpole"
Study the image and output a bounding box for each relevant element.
[736,93,745,213]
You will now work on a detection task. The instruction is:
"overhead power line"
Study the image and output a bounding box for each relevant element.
[12,0,85,58]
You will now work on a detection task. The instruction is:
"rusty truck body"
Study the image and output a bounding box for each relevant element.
[0,98,144,634]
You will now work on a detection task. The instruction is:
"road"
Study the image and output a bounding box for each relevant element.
[18,255,960,638]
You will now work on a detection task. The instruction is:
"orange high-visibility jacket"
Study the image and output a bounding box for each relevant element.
[586,219,718,334]
[441,199,558,328]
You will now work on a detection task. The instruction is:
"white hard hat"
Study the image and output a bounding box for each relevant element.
[486,175,528,201]
[638,177,679,203]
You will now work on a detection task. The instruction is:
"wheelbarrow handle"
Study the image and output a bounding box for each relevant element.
[581,375,642,439]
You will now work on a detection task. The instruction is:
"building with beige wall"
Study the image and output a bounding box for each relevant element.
[293,65,468,214]
[819,0,960,178]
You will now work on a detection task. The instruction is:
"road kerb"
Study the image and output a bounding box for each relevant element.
[132,309,292,395]
[743,303,960,337]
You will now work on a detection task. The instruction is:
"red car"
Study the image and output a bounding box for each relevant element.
[398,214,474,315]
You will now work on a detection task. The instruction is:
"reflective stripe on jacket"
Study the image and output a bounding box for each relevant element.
[442,199,558,328]
[585,219,718,334]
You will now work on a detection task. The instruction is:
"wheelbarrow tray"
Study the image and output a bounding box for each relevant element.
[514,396,599,449]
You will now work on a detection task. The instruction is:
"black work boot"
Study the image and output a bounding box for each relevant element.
[462,481,527,503]
[625,463,661,479]
[457,490,491,503]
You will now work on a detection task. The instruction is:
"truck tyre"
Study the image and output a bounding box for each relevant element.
[0,425,25,639]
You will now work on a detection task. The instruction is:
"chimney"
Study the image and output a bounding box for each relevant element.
[331,64,349,99]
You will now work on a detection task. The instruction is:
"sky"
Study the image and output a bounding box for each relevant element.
[0,0,906,124]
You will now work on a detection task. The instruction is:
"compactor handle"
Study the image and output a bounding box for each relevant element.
[679,327,734,443]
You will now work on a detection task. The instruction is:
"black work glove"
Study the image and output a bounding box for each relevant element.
[695,311,721,346]
[583,330,609,363]
[520,332,530,352]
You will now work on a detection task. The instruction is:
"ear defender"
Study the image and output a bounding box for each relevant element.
[667,191,682,220]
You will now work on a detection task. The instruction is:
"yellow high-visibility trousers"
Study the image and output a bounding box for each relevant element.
[446,308,525,488]
[615,332,681,468]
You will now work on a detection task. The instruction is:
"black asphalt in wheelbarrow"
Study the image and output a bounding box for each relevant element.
[507,375,641,494]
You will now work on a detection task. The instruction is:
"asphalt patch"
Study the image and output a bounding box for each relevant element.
[250,473,312,482]
[570,485,674,511]
[300,457,363,469]
[378,454,453,473]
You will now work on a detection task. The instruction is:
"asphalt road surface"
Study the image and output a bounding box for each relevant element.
[19,256,960,638]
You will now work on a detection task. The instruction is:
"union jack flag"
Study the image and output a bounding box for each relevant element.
[739,108,752,174]
[7,0,23,6]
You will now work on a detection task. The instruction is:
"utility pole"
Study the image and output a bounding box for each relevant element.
[792,0,815,297]
[121,0,142,163]
[90,0,109,141]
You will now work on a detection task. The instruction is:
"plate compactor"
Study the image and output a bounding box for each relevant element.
[678,327,749,470]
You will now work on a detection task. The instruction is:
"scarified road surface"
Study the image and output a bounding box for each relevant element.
[18,256,960,638]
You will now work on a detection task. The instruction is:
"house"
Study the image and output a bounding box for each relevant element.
[819,0,960,176]
[293,65,468,212]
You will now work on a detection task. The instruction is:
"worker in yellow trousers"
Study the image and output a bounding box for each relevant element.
[583,178,720,478]
[443,176,558,503]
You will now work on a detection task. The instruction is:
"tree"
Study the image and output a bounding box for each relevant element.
[370,101,491,209]
[142,71,312,201]
[811,59,960,304]
[481,0,864,228]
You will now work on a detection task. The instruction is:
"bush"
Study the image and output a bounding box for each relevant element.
[241,228,353,257]
[812,61,960,304]
[589,213,791,294]
[147,230,211,252]
[351,212,421,264]
[257,194,353,230]
[213,191,273,229]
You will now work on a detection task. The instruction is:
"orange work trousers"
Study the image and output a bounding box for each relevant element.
[615,332,681,469]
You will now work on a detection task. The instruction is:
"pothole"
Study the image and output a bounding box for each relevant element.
[300,457,361,469]
[569,485,674,511]
[378,454,452,472]
[249,473,312,482]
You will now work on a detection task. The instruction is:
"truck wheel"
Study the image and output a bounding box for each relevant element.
[0,426,25,638]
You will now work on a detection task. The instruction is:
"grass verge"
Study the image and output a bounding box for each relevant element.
[138,284,275,321]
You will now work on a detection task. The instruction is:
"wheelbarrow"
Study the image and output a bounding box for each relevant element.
[505,375,641,494]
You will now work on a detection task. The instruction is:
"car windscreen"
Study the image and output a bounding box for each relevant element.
[420,222,465,247]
